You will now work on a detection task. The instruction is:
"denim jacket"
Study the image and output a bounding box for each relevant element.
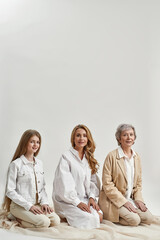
[6,155,49,211]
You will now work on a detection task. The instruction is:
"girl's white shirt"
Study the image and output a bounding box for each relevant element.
[53,147,100,207]
[6,155,49,211]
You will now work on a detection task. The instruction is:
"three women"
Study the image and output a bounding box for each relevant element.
[3,124,154,229]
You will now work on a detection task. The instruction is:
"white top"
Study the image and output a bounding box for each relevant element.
[118,147,137,207]
[53,147,100,206]
[6,155,49,211]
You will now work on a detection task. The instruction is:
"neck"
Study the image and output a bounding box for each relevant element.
[74,147,84,160]
[121,146,132,158]
[24,153,35,162]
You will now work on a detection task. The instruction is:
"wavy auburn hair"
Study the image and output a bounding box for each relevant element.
[71,124,99,174]
[2,129,41,212]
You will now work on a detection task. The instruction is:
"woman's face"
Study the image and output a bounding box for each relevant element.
[74,128,88,150]
[26,135,40,155]
[119,128,135,149]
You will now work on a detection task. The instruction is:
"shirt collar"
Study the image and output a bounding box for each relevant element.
[20,155,37,164]
[118,146,136,159]
[69,146,86,161]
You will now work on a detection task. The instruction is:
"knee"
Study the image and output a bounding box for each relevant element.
[36,216,50,228]
[142,213,154,225]
[50,213,60,226]
[129,215,141,226]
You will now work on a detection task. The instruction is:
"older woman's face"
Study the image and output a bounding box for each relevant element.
[119,128,135,149]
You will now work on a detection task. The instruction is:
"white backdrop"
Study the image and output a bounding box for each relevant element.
[0,0,160,215]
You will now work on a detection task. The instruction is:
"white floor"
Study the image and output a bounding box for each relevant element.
[0,229,53,240]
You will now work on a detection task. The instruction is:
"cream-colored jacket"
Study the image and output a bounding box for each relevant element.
[98,149,144,222]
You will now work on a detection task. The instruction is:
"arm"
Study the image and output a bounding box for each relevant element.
[53,156,81,206]
[89,173,100,199]
[38,162,49,206]
[6,162,33,211]
[102,154,127,208]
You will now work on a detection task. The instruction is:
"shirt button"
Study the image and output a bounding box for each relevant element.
[38,181,40,183]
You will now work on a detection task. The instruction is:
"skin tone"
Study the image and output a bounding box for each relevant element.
[74,128,102,222]
[119,128,147,213]
[25,135,53,215]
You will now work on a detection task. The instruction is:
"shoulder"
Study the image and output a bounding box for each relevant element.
[106,149,118,159]
[9,158,21,167]
[103,149,118,165]
[61,149,74,161]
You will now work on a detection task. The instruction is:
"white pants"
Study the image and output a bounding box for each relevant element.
[10,201,60,228]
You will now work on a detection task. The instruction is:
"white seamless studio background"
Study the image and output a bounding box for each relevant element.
[0,0,160,217]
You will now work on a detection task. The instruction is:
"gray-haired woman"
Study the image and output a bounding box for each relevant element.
[99,124,154,226]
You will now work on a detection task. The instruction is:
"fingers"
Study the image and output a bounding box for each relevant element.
[82,204,91,213]
[95,204,100,211]
[41,205,54,214]
[135,201,148,212]
[124,202,137,213]
[139,204,147,212]
[30,206,43,215]
[78,202,91,213]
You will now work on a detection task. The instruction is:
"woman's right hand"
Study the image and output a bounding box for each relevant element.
[77,202,91,213]
[29,205,43,215]
[123,201,137,213]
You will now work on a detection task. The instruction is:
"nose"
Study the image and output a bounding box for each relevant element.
[127,134,130,139]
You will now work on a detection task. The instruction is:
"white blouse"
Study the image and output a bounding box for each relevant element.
[53,147,100,206]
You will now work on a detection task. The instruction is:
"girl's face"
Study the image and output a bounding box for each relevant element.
[26,135,40,155]
[74,128,88,150]
[119,128,135,149]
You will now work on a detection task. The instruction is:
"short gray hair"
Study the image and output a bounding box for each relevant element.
[115,124,136,146]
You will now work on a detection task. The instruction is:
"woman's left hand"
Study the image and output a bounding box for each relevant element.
[88,198,100,211]
[135,200,147,212]
[41,204,54,214]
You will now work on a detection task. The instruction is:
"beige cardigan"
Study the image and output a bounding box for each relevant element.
[98,149,144,222]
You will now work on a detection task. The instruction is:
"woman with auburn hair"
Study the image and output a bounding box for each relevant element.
[99,124,154,226]
[3,129,60,228]
[52,124,103,229]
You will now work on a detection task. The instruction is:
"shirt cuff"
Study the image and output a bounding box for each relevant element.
[72,198,81,206]
[89,193,95,200]
[25,202,33,211]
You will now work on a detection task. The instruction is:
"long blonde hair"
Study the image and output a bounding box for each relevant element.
[71,124,99,174]
[2,129,41,212]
